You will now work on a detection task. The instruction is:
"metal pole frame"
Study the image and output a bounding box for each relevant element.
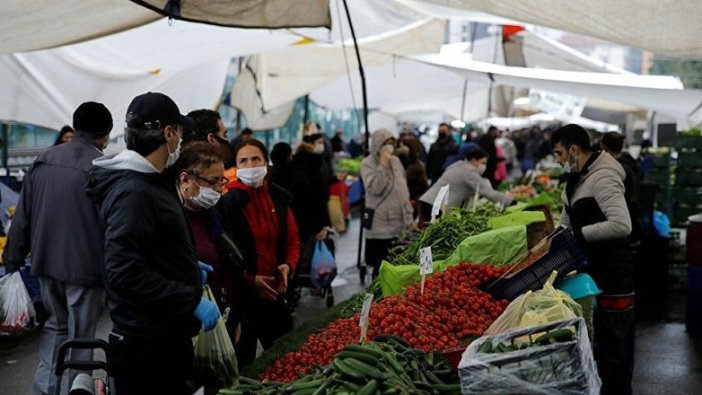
[341,0,370,282]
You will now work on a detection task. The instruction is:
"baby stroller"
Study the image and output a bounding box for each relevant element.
[289,233,337,308]
[54,338,114,395]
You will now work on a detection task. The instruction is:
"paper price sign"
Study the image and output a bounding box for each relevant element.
[431,185,450,219]
[420,247,433,275]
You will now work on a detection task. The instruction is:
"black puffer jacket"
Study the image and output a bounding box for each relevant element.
[86,150,201,338]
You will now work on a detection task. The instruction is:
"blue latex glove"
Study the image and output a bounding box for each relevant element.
[193,297,220,331]
[198,261,214,284]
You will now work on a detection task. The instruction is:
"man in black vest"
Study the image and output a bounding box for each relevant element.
[551,124,635,395]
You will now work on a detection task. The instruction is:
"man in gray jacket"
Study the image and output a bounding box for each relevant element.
[361,129,414,278]
[3,102,112,395]
[551,124,634,395]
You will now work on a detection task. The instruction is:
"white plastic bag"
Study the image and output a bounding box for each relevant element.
[0,272,36,335]
[193,285,239,386]
[459,318,601,395]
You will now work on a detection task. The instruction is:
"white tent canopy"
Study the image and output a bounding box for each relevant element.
[231,19,446,130]
[412,53,702,124]
[0,20,303,135]
[0,0,332,54]
[402,0,702,58]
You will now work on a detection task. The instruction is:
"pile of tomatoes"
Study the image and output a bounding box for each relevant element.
[260,263,508,382]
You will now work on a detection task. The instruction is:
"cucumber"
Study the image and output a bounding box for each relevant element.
[344,358,385,380]
[290,379,324,391]
[535,328,574,345]
[344,344,387,359]
[332,359,366,381]
[357,379,379,395]
[425,370,446,385]
[311,377,334,395]
[337,350,380,366]
[374,334,411,348]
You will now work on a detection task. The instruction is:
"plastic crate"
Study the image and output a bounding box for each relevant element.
[459,318,600,395]
[482,228,588,301]
[677,151,702,168]
[644,170,672,185]
[673,187,702,204]
[676,135,702,148]
[675,169,702,186]
[646,154,672,167]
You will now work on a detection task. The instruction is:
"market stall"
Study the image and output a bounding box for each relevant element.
[212,188,601,394]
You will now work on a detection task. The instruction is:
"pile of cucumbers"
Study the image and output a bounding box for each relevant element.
[219,335,461,395]
[477,328,575,354]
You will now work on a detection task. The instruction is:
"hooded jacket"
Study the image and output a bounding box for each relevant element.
[361,129,414,239]
[560,151,633,294]
[3,134,104,285]
[86,150,202,338]
[420,160,512,209]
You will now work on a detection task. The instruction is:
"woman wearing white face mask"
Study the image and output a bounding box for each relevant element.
[221,139,300,367]
[173,142,244,387]
[419,147,512,223]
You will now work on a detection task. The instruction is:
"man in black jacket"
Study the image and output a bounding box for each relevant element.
[3,102,112,395]
[86,92,219,395]
[552,124,635,395]
[426,123,458,184]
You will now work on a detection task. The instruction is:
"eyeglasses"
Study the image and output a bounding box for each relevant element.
[191,173,229,187]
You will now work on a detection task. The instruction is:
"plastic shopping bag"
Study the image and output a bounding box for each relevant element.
[311,240,337,288]
[193,286,239,387]
[485,271,583,336]
[0,271,37,335]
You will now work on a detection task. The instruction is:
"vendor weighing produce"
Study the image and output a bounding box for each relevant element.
[419,147,512,221]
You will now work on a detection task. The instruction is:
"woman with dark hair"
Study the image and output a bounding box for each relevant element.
[53,125,75,145]
[173,141,241,389]
[419,147,512,222]
[222,139,300,367]
[402,137,429,215]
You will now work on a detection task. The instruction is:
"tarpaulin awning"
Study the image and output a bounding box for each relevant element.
[412,53,702,124]
[401,0,702,58]
[130,0,331,29]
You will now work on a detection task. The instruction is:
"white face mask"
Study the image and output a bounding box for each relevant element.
[190,185,221,209]
[313,143,325,155]
[166,135,182,168]
[477,164,487,175]
[237,166,267,188]
[562,148,576,173]
[380,144,395,155]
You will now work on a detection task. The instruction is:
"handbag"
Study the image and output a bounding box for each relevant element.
[362,172,394,230]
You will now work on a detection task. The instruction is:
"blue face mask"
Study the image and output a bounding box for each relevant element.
[562,147,576,173]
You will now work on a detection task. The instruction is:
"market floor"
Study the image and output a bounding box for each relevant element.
[2,219,701,394]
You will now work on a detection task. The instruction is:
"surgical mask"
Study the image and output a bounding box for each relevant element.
[166,136,182,168]
[380,144,395,155]
[190,186,221,209]
[562,148,576,173]
[477,164,487,175]
[237,166,267,188]
[313,143,325,155]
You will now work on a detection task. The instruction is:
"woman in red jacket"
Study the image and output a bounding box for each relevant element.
[222,139,300,367]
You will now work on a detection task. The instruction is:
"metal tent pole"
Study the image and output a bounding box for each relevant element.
[341,0,370,283]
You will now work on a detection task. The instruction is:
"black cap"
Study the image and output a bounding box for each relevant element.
[126,92,193,130]
[73,102,112,137]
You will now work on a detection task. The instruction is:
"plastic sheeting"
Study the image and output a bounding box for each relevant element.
[413,53,702,124]
[0,20,302,135]
[130,0,331,29]
[231,19,446,130]
[409,0,702,58]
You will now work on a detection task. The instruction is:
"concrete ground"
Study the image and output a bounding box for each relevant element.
[2,218,701,394]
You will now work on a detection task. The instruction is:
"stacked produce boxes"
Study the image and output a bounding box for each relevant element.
[673,133,702,225]
[642,147,673,219]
